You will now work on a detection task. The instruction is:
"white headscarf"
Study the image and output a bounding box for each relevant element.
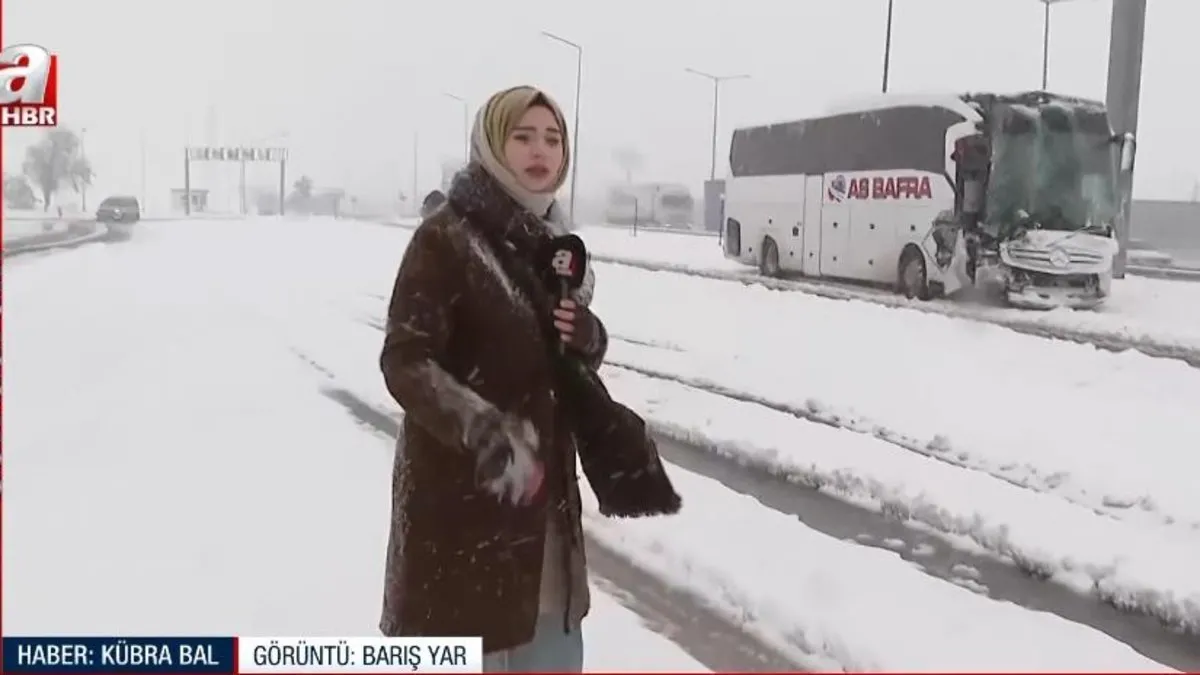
[469,87,594,305]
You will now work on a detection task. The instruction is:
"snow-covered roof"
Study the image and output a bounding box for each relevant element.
[820,92,981,121]
[735,90,1112,135]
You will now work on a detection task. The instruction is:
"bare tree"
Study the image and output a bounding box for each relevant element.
[22,128,93,211]
[286,175,316,212]
[612,147,644,184]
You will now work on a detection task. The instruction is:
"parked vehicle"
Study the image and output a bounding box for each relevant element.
[723,91,1137,309]
[604,183,694,228]
[96,195,141,239]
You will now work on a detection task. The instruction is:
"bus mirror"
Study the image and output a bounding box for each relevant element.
[1119,133,1136,173]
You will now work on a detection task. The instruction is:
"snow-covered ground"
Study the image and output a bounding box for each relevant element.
[382,218,1200,633]
[590,262,1200,631]
[4,217,1182,670]
[600,365,1200,632]
[4,208,55,220]
[3,219,68,242]
[571,225,1200,352]
[1,221,705,673]
[586,264,1200,526]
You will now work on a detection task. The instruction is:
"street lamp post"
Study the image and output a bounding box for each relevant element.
[542,30,583,224]
[443,92,470,163]
[684,68,749,182]
[1038,0,1075,90]
[882,0,895,93]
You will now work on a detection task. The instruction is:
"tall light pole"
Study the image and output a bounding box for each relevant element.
[442,92,470,163]
[882,0,895,93]
[684,68,749,181]
[1038,0,1075,90]
[542,30,583,223]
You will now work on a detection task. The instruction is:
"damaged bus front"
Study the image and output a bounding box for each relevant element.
[940,93,1137,309]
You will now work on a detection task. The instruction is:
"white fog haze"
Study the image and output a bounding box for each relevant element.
[4,0,1198,211]
[11,0,1200,668]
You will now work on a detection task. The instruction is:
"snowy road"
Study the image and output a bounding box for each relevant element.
[383,219,1200,367]
[4,217,1190,671]
[320,385,794,672]
[548,224,1200,368]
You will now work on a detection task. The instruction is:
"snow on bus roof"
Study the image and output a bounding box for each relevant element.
[733,91,1110,134]
[820,92,980,119]
[823,90,1107,118]
[732,92,980,132]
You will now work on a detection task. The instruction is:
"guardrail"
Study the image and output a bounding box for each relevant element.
[591,223,719,238]
[1126,264,1200,282]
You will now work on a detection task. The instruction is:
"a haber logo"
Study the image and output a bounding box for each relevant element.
[0,43,59,127]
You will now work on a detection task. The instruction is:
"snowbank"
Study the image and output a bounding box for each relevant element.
[598,363,1200,635]
[3,219,68,242]
[582,461,1171,671]
[589,262,1200,535]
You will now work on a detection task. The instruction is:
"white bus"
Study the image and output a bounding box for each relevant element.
[722,91,1136,309]
[605,183,695,228]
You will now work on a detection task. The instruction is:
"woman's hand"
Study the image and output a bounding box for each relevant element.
[467,409,545,506]
[552,298,596,350]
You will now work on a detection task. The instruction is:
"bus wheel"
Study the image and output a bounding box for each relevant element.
[759,237,781,277]
[898,247,931,300]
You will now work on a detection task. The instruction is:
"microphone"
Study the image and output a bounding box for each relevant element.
[538,234,588,353]
[539,234,588,297]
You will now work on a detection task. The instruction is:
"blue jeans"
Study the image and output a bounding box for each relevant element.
[483,615,584,672]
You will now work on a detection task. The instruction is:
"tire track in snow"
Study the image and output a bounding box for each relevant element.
[606,334,1198,534]
[361,296,1185,530]
[642,426,1200,671]
[598,348,1200,654]
[347,323,1200,668]
[314,382,803,673]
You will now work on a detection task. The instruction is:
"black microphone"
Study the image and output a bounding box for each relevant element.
[539,234,588,353]
[539,234,588,296]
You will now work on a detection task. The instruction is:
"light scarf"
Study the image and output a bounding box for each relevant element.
[469,85,593,305]
[470,85,570,228]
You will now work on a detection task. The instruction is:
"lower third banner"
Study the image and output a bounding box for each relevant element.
[2,637,235,673]
[2,636,485,673]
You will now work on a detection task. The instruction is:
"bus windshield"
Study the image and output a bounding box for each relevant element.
[985,104,1120,235]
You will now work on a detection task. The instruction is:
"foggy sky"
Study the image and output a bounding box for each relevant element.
[5,0,1198,214]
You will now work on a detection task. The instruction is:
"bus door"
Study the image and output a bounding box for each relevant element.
[801,175,824,276]
[819,174,851,278]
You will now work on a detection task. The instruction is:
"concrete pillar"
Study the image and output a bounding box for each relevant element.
[1105,0,1147,278]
